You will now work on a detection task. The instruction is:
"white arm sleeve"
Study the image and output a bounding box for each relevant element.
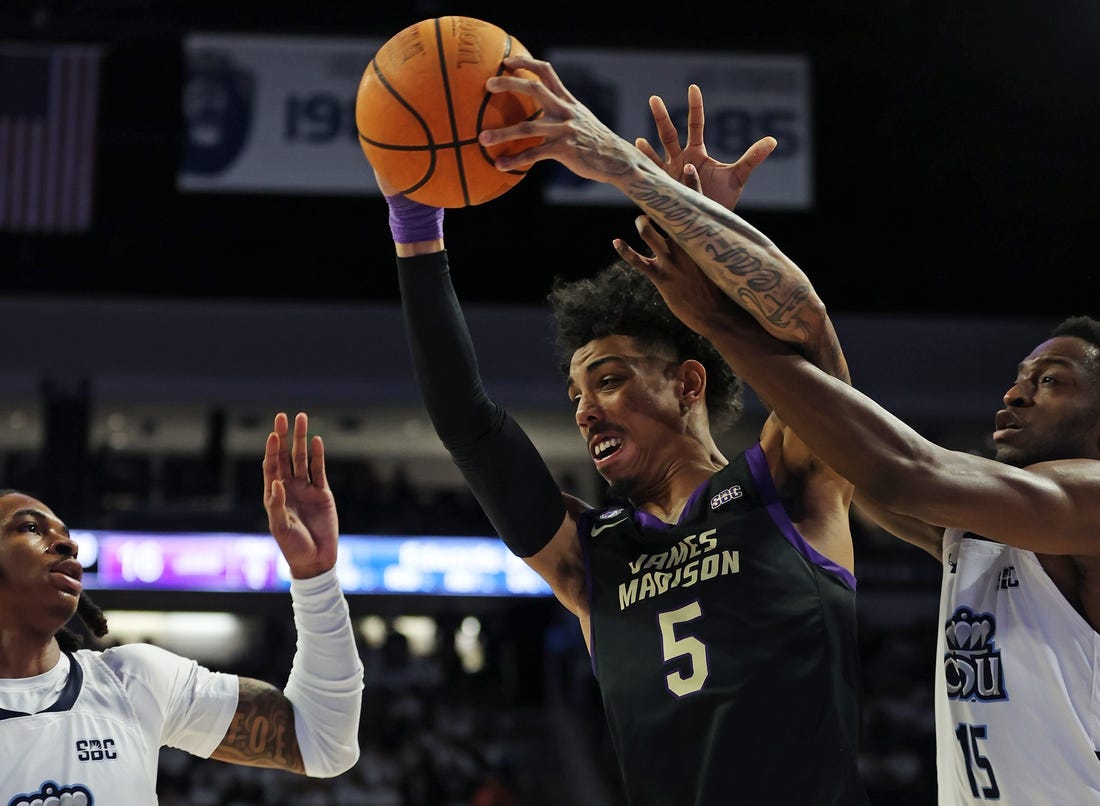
[283,566,365,778]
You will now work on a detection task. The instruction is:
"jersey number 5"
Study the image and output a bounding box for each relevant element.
[659,601,709,697]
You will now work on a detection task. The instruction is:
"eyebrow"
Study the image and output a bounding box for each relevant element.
[566,355,623,394]
[1019,356,1075,374]
[7,508,69,535]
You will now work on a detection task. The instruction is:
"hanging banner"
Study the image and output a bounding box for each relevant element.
[178,32,381,194]
[541,47,813,210]
[177,33,812,210]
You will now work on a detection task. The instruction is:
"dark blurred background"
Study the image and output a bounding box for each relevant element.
[2,0,1098,315]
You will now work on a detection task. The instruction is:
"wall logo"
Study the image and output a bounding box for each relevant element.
[182,49,255,176]
[943,606,1007,702]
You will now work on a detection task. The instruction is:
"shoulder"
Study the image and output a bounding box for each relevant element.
[98,641,185,667]
[1026,456,1100,485]
[94,643,214,689]
[563,491,594,517]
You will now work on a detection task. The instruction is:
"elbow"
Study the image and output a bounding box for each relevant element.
[791,297,850,383]
[786,293,829,348]
[305,742,360,779]
[288,681,365,779]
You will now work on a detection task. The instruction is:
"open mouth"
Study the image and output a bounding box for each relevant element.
[592,436,623,461]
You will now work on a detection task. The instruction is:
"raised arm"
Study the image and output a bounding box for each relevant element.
[637,83,849,389]
[481,58,846,380]
[727,344,1100,557]
[209,411,363,776]
[376,179,589,621]
[623,256,1100,558]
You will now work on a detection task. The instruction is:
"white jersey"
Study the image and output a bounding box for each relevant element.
[936,529,1100,804]
[0,643,237,805]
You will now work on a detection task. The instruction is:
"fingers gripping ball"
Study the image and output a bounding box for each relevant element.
[356,16,543,208]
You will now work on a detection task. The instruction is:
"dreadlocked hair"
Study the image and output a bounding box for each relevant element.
[56,593,110,652]
[547,259,744,434]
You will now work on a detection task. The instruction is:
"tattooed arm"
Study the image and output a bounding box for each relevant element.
[210,678,306,771]
[217,411,365,777]
[481,57,847,383]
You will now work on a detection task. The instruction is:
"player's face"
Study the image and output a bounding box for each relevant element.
[567,334,687,496]
[0,493,83,634]
[993,335,1100,467]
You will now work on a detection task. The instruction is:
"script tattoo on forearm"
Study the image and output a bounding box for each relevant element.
[212,677,305,772]
[631,182,814,336]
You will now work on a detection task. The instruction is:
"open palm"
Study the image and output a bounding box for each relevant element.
[637,84,777,211]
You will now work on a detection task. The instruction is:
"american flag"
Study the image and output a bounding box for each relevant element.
[0,42,102,233]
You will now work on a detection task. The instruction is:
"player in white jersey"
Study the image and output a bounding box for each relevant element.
[616,216,1100,803]
[0,411,365,805]
[936,529,1100,802]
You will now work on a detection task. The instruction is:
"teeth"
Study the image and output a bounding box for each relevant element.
[593,437,622,459]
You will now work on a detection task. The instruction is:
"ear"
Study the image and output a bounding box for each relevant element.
[679,359,707,410]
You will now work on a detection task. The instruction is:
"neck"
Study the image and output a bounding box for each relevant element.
[0,632,62,679]
[634,450,727,524]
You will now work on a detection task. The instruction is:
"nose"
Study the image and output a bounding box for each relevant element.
[51,534,79,561]
[575,393,602,429]
[1003,378,1032,408]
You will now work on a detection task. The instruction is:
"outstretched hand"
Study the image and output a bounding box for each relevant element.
[263,411,339,579]
[614,200,744,340]
[637,84,777,211]
[480,59,775,217]
[479,55,638,184]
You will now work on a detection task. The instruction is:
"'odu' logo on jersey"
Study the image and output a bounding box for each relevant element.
[709,485,743,510]
[943,606,1008,702]
[10,781,93,806]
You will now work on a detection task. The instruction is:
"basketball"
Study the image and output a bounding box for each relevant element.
[355,16,543,208]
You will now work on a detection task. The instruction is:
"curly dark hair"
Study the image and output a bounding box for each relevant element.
[1051,316,1100,349]
[0,488,108,651]
[547,259,744,433]
[1050,315,1100,390]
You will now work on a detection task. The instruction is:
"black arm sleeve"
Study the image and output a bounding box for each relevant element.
[397,251,566,558]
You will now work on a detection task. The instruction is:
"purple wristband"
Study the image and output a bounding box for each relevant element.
[385,193,444,244]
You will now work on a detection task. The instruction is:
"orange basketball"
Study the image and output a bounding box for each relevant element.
[355,16,543,208]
